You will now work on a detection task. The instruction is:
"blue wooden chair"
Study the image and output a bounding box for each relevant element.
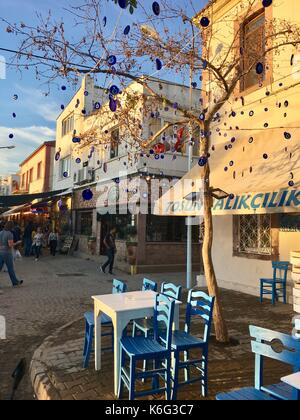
[260,261,289,305]
[217,325,300,400]
[118,293,175,400]
[142,278,158,292]
[170,290,215,400]
[83,279,127,369]
[132,282,182,338]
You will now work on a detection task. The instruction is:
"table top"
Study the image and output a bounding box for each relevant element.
[281,372,300,390]
[93,291,181,314]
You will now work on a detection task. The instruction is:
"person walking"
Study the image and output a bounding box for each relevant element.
[0,221,23,287]
[32,227,44,261]
[48,229,59,256]
[23,221,33,257]
[100,228,117,275]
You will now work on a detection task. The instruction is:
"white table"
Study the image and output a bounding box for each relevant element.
[93,290,181,396]
[281,372,300,391]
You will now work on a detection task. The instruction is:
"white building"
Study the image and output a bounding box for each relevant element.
[52,75,203,273]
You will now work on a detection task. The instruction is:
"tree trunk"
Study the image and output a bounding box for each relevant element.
[201,124,229,343]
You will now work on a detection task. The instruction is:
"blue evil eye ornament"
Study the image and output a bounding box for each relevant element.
[107,55,117,66]
[124,25,131,35]
[200,17,210,27]
[110,85,120,95]
[9,133,14,139]
[284,132,291,140]
[262,0,272,7]
[94,102,101,110]
[55,152,61,161]
[152,2,160,16]
[156,59,163,71]
[109,97,117,112]
[289,180,295,187]
[198,156,208,167]
[72,137,81,144]
[63,172,68,178]
[256,62,264,75]
[61,86,66,91]
[13,94,18,100]
[76,158,81,164]
[82,189,93,201]
[118,0,127,8]
[12,113,16,118]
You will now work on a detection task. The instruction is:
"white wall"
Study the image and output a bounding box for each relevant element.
[212,215,299,301]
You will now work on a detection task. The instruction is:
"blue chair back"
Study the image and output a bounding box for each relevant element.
[142,278,158,292]
[272,261,289,283]
[153,294,175,351]
[161,282,182,301]
[250,325,300,399]
[185,290,215,343]
[113,279,127,294]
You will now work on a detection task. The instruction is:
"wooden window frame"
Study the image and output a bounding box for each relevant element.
[240,9,266,93]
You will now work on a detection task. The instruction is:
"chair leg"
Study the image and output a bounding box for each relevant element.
[172,352,180,401]
[83,325,93,369]
[142,331,149,383]
[83,321,88,357]
[129,358,136,401]
[166,356,172,401]
[272,283,276,305]
[184,350,190,382]
[118,348,125,399]
[283,285,287,304]
[202,351,208,398]
[132,322,136,337]
[260,281,263,304]
[152,358,160,390]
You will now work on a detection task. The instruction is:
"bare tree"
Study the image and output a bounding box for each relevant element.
[2,0,300,342]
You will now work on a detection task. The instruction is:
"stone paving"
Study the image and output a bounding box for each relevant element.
[30,283,296,400]
[0,254,189,400]
[0,254,296,400]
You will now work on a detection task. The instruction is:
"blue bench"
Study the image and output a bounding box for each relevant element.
[217,325,300,400]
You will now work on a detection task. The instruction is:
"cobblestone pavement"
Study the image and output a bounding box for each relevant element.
[29,278,296,400]
[0,254,190,400]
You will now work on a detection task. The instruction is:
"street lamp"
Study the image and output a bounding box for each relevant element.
[0,146,16,150]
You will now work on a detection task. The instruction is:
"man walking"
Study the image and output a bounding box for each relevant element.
[23,221,33,257]
[0,221,23,287]
[100,228,117,275]
[48,229,59,256]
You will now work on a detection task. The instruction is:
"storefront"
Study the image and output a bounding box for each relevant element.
[72,179,202,274]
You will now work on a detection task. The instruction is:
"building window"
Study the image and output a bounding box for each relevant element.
[60,156,71,178]
[22,174,25,188]
[76,211,93,236]
[146,215,199,242]
[234,214,272,257]
[241,11,265,91]
[110,128,119,159]
[37,162,42,179]
[62,114,74,137]
[29,168,33,183]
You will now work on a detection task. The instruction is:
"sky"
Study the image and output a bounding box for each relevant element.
[0,0,207,177]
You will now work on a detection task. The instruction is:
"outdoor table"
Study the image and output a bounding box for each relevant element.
[281,372,300,391]
[93,290,181,396]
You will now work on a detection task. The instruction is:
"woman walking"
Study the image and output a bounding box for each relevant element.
[0,221,23,287]
[32,227,44,261]
[48,230,59,256]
